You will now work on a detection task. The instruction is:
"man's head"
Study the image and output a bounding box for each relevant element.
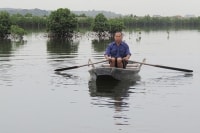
[114,32,123,44]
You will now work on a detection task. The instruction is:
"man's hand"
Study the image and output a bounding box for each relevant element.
[123,54,131,61]
[106,56,112,61]
[105,55,111,61]
[123,56,129,61]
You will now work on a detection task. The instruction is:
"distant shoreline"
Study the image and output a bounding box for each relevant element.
[0,8,198,18]
[0,8,122,18]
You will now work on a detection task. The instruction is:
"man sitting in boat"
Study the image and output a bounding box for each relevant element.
[104,31,131,68]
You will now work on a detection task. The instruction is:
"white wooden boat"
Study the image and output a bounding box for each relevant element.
[88,59,145,81]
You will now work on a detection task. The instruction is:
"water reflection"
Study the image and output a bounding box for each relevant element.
[88,78,139,125]
[47,39,80,69]
[0,39,27,57]
[0,39,12,56]
[0,39,26,86]
[47,39,79,57]
[0,39,27,61]
[89,79,134,98]
[91,39,110,52]
[53,71,80,86]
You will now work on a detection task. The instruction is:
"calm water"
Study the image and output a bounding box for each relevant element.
[0,29,200,133]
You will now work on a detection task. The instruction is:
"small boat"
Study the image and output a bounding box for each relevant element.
[88,59,145,81]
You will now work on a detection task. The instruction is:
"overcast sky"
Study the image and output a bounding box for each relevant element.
[1,0,200,16]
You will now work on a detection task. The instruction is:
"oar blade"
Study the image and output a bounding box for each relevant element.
[155,65,193,72]
[54,66,79,71]
[132,60,193,73]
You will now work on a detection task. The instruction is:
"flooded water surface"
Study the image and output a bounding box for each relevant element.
[0,30,200,133]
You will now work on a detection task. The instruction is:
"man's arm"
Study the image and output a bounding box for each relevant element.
[104,44,112,60]
[122,43,131,61]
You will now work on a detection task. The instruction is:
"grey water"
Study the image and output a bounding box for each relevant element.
[0,29,200,133]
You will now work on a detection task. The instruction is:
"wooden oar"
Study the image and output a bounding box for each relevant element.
[131,60,193,73]
[54,60,107,71]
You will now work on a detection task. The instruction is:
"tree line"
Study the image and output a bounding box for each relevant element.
[1,8,200,39]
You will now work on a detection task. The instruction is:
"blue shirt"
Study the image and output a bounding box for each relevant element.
[104,41,131,58]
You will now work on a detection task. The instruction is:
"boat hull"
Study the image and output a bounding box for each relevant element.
[89,65,141,81]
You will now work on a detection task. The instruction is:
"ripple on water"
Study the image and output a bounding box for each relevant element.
[0,64,13,87]
[142,72,193,88]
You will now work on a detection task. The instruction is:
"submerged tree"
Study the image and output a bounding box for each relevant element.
[47,8,78,39]
[0,12,11,39]
[10,25,27,40]
[92,13,109,38]
[108,19,125,38]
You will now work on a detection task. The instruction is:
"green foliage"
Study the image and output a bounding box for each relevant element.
[10,13,47,29]
[2,9,200,37]
[24,13,33,17]
[92,13,109,37]
[77,16,93,29]
[78,13,87,17]
[47,8,78,39]
[121,15,200,28]
[108,19,125,36]
[92,13,125,38]
[10,25,27,40]
[0,11,11,39]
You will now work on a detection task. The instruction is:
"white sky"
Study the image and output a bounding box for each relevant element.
[1,0,200,16]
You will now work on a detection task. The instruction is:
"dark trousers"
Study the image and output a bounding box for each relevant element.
[114,58,128,68]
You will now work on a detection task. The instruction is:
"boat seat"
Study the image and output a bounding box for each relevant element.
[102,63,139,67]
